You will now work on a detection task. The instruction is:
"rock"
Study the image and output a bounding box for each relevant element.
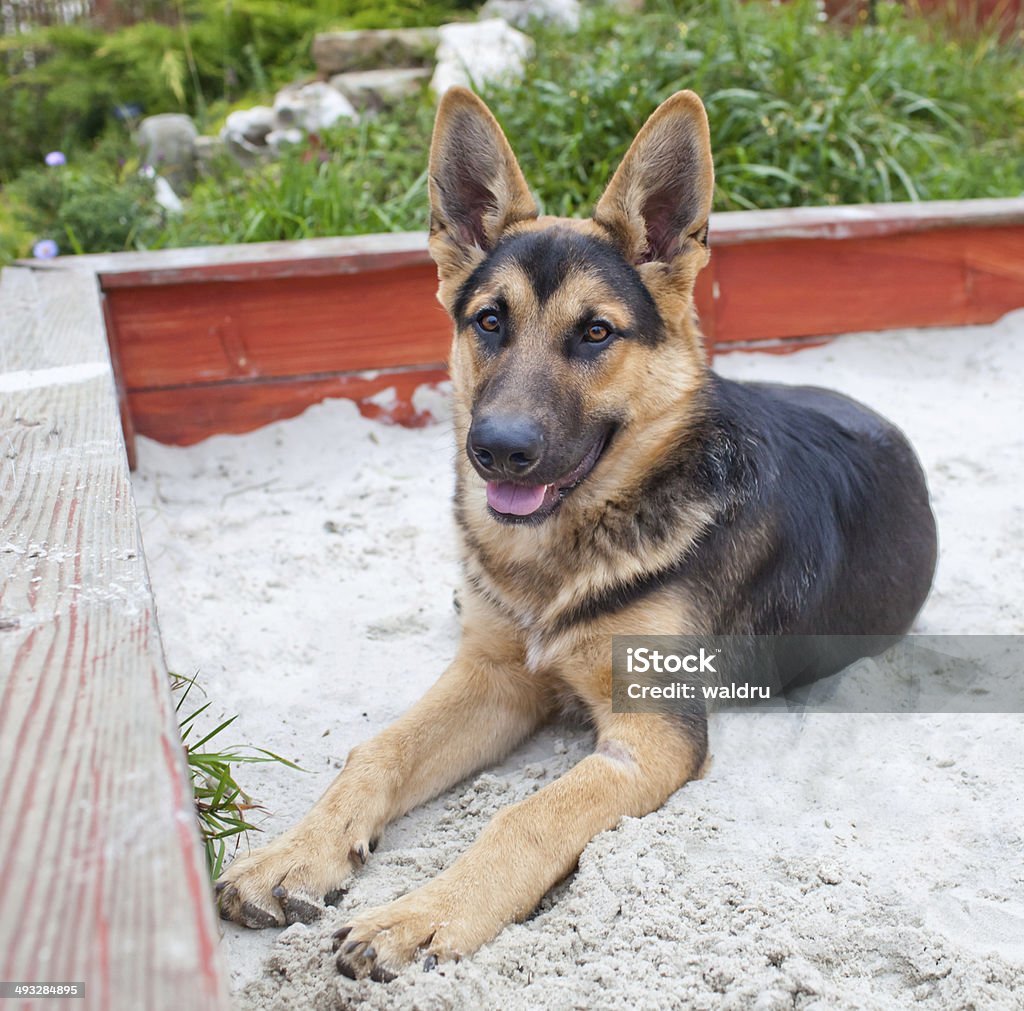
[273,81,359,132]
[329,67,431,112]
[153,175,184,215]
[312,28,439,76]
[431,19,534,95]
[135,113,197,194]
[266,128,304,154]
[226,105,275,146]
[220,107,276,166]
[478,0,581,30]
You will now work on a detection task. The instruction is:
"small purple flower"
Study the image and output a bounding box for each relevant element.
[33,239,59,259]
[44,151,66,167]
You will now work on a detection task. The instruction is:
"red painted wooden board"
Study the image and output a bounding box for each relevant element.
[128,368,451,445]
[108,263,451,388]
[23,199,1024,449]
[710,225,1024,347]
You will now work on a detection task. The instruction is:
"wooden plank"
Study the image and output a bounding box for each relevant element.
[20,198,1024,446]
[0,266,230,1011]
[706,197,1024,244]
[711,225,1024,346]
[128,367,450,445]
[27,231,436,286]
[18,198,1024,283]
[107,263,452,388]
[100,292,138,471]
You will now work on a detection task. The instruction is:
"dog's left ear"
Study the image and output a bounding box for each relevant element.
[428,87,538,277]
[594,91,713,265]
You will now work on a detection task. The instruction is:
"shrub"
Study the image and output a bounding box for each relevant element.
[481,0,1024,214]
[8,144,158,257]
[143,0,1024,250]
[4,0,1022,260]
[0,0,472,182]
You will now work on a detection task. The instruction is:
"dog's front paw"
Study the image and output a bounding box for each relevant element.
[332,883,492,981]
[216,827,377,928]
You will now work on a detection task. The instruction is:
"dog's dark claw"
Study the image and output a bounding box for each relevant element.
[354,844,368,865]
[332,925,352,943]
[370,964,397,983]
[364,946,377,961]
[271,885,286,898]
[336,956,357,980]
[423,954,438,972]
[213,879,227,894]
[343,939,365,956]
[369,837,379,853]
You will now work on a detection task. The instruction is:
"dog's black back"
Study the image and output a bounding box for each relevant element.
[673,375,937,685]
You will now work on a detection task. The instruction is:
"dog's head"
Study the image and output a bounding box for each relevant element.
[428,88,713,526]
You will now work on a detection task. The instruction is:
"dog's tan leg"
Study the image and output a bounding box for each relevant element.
[216,604,549,928]
[333,705,705,979]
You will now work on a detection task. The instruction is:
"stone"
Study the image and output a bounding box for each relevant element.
[226,105,275,146]
[135,113,197,194]
[266,128,304,154]
[312,28,439,76]
[431,19,534,95]
[219,107,276,166]
[272,81,359,133]
[478,0,581,30]
[153,175,184,215]
[329,67,431,112]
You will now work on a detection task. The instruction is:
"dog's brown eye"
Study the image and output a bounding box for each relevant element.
[584,323,611,343]
[477,312,500,333]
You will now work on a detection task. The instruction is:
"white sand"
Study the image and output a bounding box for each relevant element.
[132,311,1024,1010]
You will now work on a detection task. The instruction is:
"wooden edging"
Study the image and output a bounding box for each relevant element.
[23,197,1024,448]
[22,197,1024,454]
[0,267,231,1011]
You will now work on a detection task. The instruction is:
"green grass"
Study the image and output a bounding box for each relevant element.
[155,0,1024,249]
[0,0,474,182]
[172,671,301,879]
[3,0,1023,260]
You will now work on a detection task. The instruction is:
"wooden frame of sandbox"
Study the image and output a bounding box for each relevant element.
[2,197,1023,1011]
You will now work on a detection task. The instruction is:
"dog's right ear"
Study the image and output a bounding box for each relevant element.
[428,87,538,280]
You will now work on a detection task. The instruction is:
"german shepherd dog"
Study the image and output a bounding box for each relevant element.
[216,88,937,980]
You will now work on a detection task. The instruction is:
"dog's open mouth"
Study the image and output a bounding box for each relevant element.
[486,430,612,522]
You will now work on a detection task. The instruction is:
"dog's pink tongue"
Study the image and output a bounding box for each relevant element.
[487,481,547,516]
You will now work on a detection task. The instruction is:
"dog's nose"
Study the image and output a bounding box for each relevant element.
[469,415,543,478]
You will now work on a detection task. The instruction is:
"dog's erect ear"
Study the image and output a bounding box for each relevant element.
[428,88,537,269]
[594,91,713,265]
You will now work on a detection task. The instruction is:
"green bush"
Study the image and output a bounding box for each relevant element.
[8,143,160,257]
[153,103,437,247]
[143,0,1024,251]
[0,0,471,182]
[4,0,1023,261]
[482,0,1024,213]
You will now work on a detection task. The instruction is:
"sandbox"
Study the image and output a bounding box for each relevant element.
[132,312,1024,1011]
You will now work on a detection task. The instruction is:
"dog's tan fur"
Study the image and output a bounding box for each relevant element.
[217,87,911,981]
[217,87,717,977]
